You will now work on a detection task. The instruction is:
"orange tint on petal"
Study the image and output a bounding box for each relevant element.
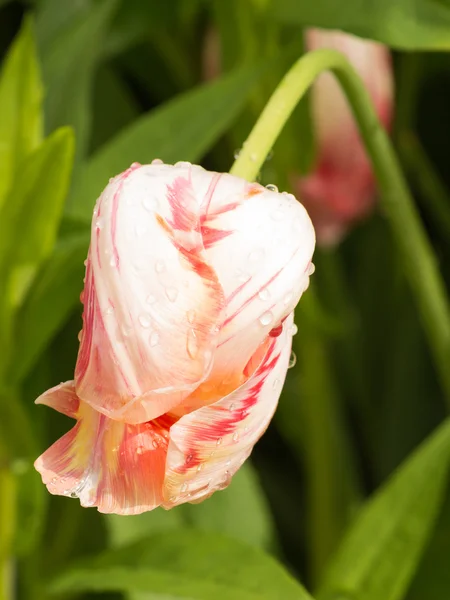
[35,392,170,515]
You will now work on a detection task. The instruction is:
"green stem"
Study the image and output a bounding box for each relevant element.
[231,48,450,405]
[0,468,15,600]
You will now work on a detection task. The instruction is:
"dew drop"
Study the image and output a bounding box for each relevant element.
[139,314,151,328]
[165,286,178,302]
[143,196,159,211]
[130,162,141,168]
[288,351,297,369]
[136,446,144,455]
[95,217,104,230]
[104,306,114,316]
[265,149,274,162]
[259,311,273,326]
[187,309,196,324]
[146,294,156,305]
[283,292,293,305]
[229,403,236,412]
[226,459,232,467]
[186,328,199,359]
[181,482,188,493]
[235,268,250,283]
[152,439,159,449]
[258,288,270,301]
[272,378,280,390]
[135,223,147,237]
[77,330,83,342]
[250,152,257,162]
[109,255,118,268]
[233,148,241,159]
[155,260,165,273]
[196,463,203,472]
[175,161,191,168]
[122,324,133,337]
[186,453,193,464]
[69,492,78,499]
[266,183,279,193]
[151,158,163,165]
[232,431,239,442]
[149,331,160,347]
[307,262,316,276]
[290,323,298,336]
[216,437,223,446]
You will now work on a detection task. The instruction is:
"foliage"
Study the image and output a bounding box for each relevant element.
[1,1,450,599]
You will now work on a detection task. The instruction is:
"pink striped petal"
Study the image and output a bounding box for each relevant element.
[162,312,295,506]
[192,171,314,384]
[35,387,170,515]
[75,163,225,423]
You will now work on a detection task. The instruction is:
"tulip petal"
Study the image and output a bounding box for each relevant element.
[162,312,295,506]
[191,169,314,381]
[35,393,170,515]
[35,380,79,418]
[76,163,225,423]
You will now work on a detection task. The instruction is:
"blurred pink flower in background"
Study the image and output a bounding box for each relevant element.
[296,29,394,246]
[35,161,315,514]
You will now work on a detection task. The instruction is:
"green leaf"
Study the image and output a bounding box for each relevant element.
[36,0,118,164]
[183,462,275,549]
[50,531,314,600]
[106,463,274,551]
[67,63,266,221]
[0,16,43,210]
[11,232,89,383]
[0,127,75,297]
[270,0,450,50]
[317,418,450,600]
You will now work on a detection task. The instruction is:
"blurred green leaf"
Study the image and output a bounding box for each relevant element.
[407,484,450,600]
[36,0,118,164]
[318,418,450,600]
[270,0,450,50]
[11,232,89,383]
[0,16,43,210]
[13,465,47,556]
[50,530,314,600]
[183,462,275,550]
[0,127,74,305]
[67,62,266,221]
[106,463,274,551]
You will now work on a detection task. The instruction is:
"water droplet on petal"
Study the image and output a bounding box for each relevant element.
[104,306,114,316]
[109,255,118,268]
[186,329,199,359]
[78,330,83,342]
[130,162,141,168]
[229,403,235,412]
[197,463,203,472]
[187,309,196,324]
[69,491,78,498]
[175,161,191,168]
[308,262,316,276]
[288,351,297,369]
[136,446,144,455]
[149,331,160,347]
[155,260,165,273]
[152,439,159,449]
[181,482,188,493]
[186,454,193,464]
[139,314,151,328]
[258,288,270,301]
[95,217,104,230]
[283,292,293,305]
[232,432,239,442]
[135,223,147,237]
[146,294,156,305]
[143,196,159,211]
[259,311,273,326]
[151,158,163,165]
[290,323,298,336]
[266,183,278,192]
[165,287,178,302]
[216,437,223,446]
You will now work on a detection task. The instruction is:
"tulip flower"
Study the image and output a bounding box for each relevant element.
[296,29,394,246]
[34,161,315,514]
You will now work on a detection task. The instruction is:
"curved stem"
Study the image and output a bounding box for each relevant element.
[230,48,450,405]
[0,468,15,600]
